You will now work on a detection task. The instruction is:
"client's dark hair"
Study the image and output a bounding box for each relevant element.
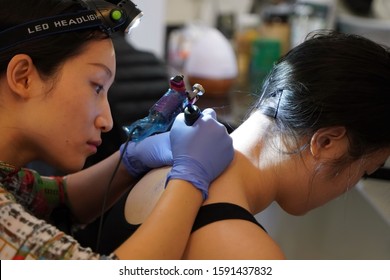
[254,31,390,164]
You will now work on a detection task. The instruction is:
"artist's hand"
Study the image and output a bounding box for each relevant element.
[120,132,173,178]
[167,108,234,199]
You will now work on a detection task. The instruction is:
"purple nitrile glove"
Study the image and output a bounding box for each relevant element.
[167,108,234,200]
[120,132,173,178]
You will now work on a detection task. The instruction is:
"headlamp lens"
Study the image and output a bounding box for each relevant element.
[125,11,143,33]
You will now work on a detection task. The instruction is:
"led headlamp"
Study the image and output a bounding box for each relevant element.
[0,0,143,52]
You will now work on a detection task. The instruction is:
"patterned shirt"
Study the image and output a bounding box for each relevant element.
[0,161,117,259]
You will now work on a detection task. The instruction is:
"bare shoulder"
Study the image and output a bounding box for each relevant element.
[182,219,286,260]
[124,167,169,224]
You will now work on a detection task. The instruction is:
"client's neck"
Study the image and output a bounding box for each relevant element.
[204,112,279,214]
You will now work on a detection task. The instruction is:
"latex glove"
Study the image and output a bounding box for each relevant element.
[167,108,234,200]
[120,132,173,178]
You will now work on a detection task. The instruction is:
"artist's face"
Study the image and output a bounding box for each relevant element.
[30,39,116,172]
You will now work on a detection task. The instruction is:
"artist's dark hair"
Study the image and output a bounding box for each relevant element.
[254,31,390,164]
[0,0,108,78]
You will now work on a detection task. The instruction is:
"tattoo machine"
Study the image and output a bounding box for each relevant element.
[122,75,205,141]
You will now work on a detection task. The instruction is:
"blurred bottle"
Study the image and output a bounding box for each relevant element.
[290,0,336,48]
[234,13,261,90]
[259,2,292,55]
[249,38,281,93]
[229,14,261,123]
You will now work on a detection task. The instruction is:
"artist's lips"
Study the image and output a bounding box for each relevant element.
[87,140,102,153]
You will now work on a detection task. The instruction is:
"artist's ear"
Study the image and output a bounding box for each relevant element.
[310,127,348,159]
[6,54,38,99]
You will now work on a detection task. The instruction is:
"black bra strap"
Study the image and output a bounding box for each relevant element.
[192,202,266,233]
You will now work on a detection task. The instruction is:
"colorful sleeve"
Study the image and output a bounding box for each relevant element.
[0,187,118,260]
[9,168,69,220]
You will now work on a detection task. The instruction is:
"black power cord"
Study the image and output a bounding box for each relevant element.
[95,127,136,252]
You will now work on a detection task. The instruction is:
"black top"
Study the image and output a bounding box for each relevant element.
[75,195,266,255]
[192,202,266,232]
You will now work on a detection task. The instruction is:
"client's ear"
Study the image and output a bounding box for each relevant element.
[6,54,38,99]
[310,127,348,159]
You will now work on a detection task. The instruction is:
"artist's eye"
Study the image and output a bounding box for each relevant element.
[94,84,104,94]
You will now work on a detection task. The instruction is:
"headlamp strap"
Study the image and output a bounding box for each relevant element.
[0,10,101,51]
